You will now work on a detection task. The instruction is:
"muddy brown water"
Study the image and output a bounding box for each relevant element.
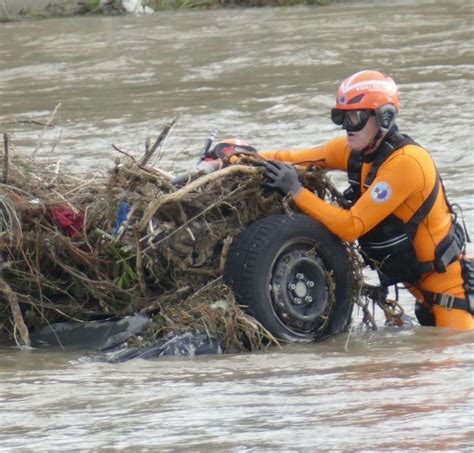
[0,1,473,451]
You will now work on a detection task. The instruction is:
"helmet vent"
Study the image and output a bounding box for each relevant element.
[348,94,365,104]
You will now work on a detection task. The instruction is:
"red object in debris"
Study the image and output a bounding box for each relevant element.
[49,206,84,238]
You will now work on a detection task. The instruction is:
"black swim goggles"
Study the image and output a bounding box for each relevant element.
[331,109,373,132]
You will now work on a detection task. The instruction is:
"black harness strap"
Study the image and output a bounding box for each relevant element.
[410,175,440,227]
[421,289,473,314]
[347,153,363,187]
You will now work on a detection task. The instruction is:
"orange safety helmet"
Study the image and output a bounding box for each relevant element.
[335,70,400,111]
[212,138,257,159]
[333,70,400,131]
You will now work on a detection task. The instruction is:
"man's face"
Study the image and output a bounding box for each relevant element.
[346,115,379,152]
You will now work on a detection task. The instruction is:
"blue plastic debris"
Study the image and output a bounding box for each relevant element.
[113,201,130,235]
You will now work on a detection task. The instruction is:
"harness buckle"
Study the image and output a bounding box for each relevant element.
[433,260,447,274]
[438,294,455,310]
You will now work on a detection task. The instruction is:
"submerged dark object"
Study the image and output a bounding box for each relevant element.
[31,315,221,362]
[30,314,150,350]
[101,331,223,363]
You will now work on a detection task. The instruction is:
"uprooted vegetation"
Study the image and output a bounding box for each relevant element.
[0,121,366,352]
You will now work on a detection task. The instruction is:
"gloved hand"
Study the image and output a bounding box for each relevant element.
[263,160,302,196]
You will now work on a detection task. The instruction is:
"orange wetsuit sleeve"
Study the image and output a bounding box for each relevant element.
[258,136,351,170]
[294,152,426,242]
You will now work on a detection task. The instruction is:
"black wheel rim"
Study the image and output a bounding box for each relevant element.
[268,240,334,336]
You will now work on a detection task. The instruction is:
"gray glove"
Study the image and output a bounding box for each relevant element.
[263,160,302,196]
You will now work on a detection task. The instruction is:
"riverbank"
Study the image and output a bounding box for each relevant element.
[0,0,334,21]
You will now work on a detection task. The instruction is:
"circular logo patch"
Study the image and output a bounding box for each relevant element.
[371,182,392,203]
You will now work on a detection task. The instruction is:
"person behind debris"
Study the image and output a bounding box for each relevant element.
[171,138,257,186]
[259,69,474,330]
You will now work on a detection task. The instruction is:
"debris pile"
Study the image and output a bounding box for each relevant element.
[0,124,351,352]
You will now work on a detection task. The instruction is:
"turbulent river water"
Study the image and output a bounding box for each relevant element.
[0,0,473,451]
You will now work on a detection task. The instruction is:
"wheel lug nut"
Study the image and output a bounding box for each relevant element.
[296,273,304,280]
[294,298,302,305]
[305,296,313,303]
[307,281,315,287]
[289,283,296,290]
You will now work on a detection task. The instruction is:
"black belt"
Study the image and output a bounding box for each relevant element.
[422,289,471,312]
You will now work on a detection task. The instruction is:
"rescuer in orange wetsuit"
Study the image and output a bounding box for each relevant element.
[260,70,474,330]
